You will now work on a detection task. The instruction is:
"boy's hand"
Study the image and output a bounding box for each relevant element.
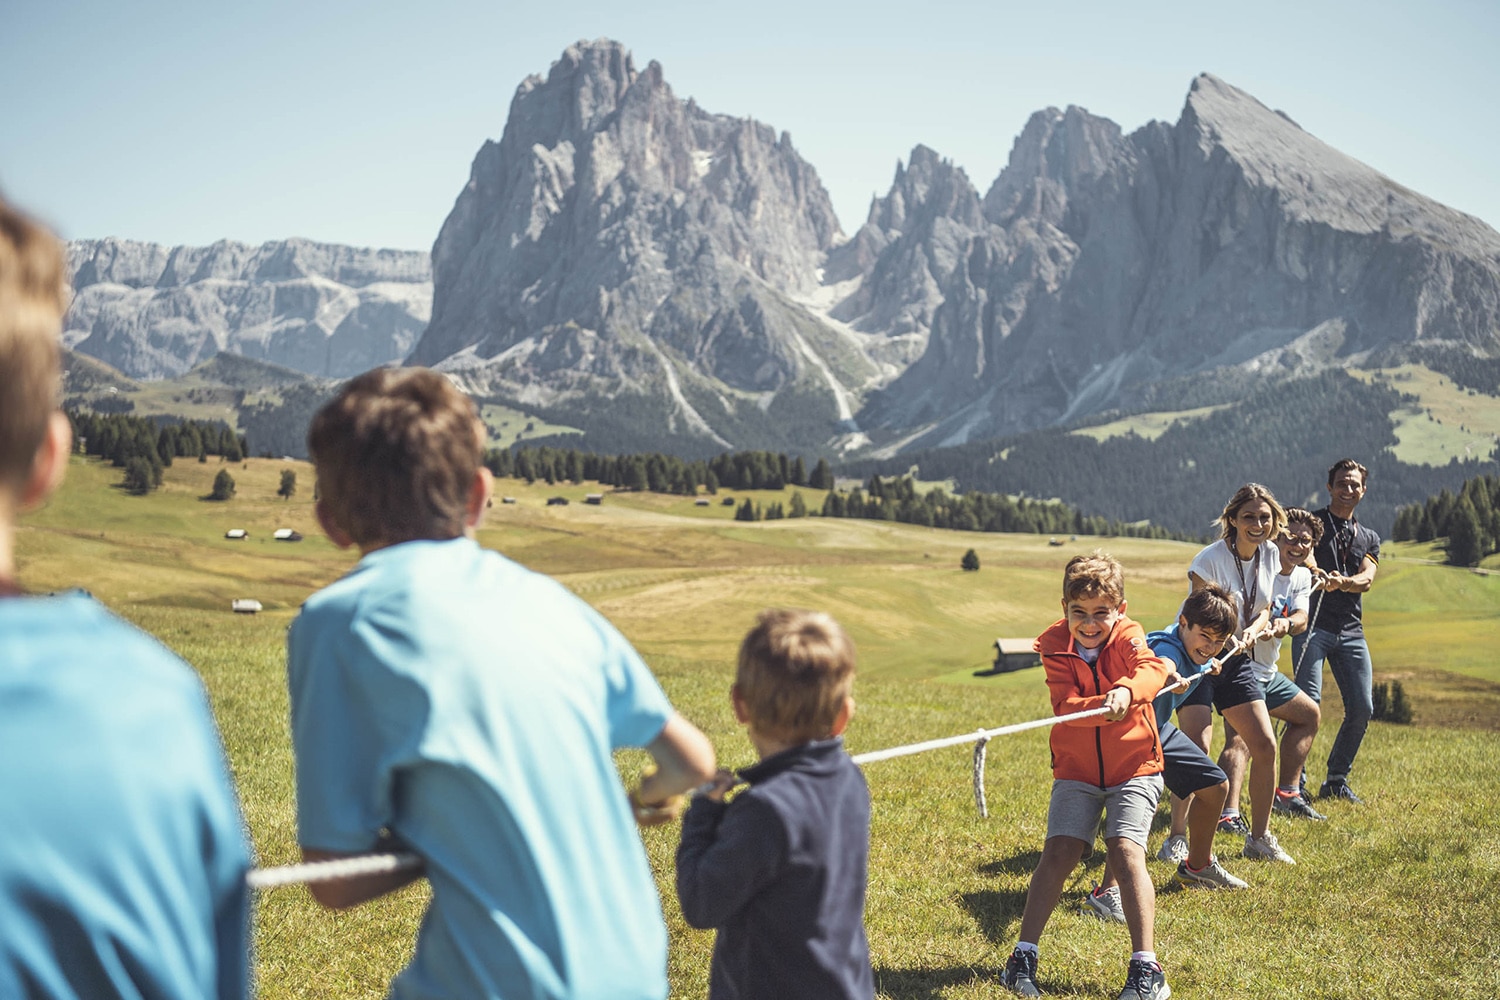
[629,786,685,827]
[700,768,740,803]
[1103,686,1131,721]
[1164,671,1191,695]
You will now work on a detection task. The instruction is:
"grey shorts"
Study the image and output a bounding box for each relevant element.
[1045,774,1164,849]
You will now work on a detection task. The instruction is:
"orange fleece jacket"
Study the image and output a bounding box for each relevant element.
[1034,616,1170,788]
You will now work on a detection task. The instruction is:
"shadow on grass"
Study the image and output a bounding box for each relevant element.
[977,848,1106,879]
[874,964,1003,1000]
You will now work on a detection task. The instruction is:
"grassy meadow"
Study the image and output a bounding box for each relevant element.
[15,455,1500,998]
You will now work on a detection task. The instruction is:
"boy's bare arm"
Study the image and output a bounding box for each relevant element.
[301,835,426,910]
[637,712,717,806]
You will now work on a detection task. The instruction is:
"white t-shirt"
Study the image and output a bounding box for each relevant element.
[1189,538,1281,679]
[1264,566,1314,683]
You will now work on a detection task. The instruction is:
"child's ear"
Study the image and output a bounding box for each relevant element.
[315,498,356,550]
[18,412,71,513]
[730,684,751,725]
[464,467,494,531]
[1177,613,1189,632]
[1117,599,1128,616]
[830,695,855,737]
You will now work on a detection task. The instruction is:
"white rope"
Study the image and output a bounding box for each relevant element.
[848,706,1111,765]
[246,851,422,890]
[248,705,1113,888]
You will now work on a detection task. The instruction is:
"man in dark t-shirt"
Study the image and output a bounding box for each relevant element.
[1292,459,1380,803]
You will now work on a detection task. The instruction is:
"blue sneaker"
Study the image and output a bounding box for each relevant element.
[1117,958,1170,999]
[1002,947,1041,997]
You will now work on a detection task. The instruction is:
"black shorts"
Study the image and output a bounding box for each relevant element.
[1159,723,1227,798]
[1177,671,1214,711]
[1210,653,1264,713]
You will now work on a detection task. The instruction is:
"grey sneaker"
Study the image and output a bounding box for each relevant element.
[1002,947,1041,997]
[1319,779,1364,803]
[1155,834,1189,864]
[1272,792,1327,821]
[1117,958,1170,1000]
[1216,814,1250,836]
[1242,831,1296,864]
[1081,882,1126,923]
[1176,855,1249,890]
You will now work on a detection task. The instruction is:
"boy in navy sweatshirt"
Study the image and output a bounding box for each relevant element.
[676,609,873,1000]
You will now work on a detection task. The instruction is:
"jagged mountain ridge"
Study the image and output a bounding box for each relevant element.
[65,237,432,380]
[411,39,876,453]
[848,74,1500,452]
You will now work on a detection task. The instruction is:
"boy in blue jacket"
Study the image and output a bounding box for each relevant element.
[676,609,873,1000]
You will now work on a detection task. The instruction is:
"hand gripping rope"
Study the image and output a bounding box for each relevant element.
[246,704,1114,889]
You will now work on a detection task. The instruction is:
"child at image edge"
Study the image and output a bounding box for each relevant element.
[676,609,875,1000]
[0,195,251,997]
[1003,552,1171,1000]
[288,367,716,1000]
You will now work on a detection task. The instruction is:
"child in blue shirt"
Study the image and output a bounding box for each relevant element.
[288,367,717,1000]
[0,195,251,999]
[676,609,873,1000]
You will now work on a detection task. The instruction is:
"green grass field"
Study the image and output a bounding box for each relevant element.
[15,456,1500,998]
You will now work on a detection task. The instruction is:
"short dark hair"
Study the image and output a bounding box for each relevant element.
[307,367,484,547]
[1062,550,1124,606]
[1283,507,1324,544]
[1327,458,1368,487]
[0,196,68,490]
[736,609,856,744]
[1180,584,1236,638]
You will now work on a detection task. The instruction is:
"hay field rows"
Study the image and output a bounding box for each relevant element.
[15,456,1500,998]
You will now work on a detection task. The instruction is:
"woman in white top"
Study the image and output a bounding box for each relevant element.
[1186,484,1299,864]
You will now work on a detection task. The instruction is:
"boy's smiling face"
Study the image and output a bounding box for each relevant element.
[1178,620,1228,665]
[1063,595,1124,651]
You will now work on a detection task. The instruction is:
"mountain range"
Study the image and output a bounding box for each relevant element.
[63,39,1500,465]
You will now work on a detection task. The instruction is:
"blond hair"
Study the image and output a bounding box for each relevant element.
[0,197,68,489]
[736,609,856,743]
[307,367,484,547]
[1217,483,1287,544]
[1062,550,1124,606]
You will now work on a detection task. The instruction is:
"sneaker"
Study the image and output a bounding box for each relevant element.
[1176,855,1249,890]
[1081,882,1126,923]
[1117,958,1171,1000]
[1272,791,1327,821]
[1216,814,1250,836]
[1155,834,1189,864]
[1319,779,1364,803]
[1242,831,1296,864]
[1001,947,1041,997]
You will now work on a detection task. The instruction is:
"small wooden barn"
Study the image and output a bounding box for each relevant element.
[974,638,1042,676]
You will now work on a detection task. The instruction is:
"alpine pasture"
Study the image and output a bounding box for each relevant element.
[17,456,1500,998]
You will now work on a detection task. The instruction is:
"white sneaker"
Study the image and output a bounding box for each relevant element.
[1176,855,1249,889]
[1081,882,1127,923]
[1242,832,1295,864]
[1155,834,1189,864]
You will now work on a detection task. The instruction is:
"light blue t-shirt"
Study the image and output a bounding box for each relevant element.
[0,592,251,1000]
[287,538,675,1000]
[1146,624,1207,730]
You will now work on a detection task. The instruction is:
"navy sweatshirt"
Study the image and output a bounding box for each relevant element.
[675,736,873,1000]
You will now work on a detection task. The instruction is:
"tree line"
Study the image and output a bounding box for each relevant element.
[1390,474,1500,567]
[66,409,248,495]
[486,446,834,495]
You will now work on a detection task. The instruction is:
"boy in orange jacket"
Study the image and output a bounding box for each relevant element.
[1002,552,1171,1000]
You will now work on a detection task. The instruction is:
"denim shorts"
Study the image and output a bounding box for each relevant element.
[1046,774,1163,849]
[1159,722,1227,798]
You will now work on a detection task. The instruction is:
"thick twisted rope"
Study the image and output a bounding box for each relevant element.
[248,704,1114,889]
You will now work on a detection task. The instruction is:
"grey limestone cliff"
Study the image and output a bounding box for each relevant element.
[66,237,432,379]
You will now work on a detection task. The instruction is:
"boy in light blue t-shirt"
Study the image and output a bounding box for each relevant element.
[289,367,717,1000]
[0,195,251,999]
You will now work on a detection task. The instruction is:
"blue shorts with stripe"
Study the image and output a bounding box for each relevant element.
[1159,722,1227,799]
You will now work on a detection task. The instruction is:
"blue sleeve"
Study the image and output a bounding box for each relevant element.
[591,610,673,750]
[675,793,788,929]
[287,605,428,853]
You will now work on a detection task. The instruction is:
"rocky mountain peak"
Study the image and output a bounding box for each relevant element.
[982,104,1126,232]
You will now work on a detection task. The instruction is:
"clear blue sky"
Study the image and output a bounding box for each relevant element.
[2,0,1495,251]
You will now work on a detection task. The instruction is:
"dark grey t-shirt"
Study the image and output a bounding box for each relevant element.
[1311,507,1381,637]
